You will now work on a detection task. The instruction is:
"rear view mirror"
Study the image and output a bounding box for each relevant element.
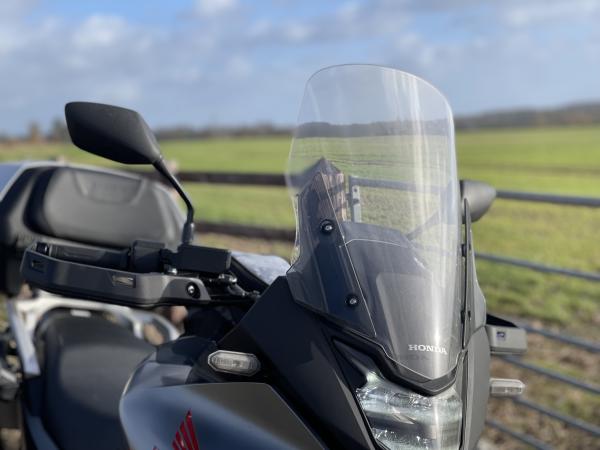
[65,101,196,244]
[65,102,162,165]
[460,180,496,222]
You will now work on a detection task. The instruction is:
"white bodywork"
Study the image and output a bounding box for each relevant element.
[7,292,181,378]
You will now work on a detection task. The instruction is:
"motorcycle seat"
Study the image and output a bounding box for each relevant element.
[26,166,183,249]
[37,313,153,450]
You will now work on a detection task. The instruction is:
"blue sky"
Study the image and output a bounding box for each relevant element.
[1,0,599,133]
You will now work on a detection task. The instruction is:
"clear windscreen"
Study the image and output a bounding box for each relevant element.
[286,65,462,380]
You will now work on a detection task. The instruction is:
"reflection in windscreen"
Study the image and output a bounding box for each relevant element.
[0,164,27,199]
[374,270,460,378]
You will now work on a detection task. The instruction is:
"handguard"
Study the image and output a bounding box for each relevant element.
[21,242,213,308]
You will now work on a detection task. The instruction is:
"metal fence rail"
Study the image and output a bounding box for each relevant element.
[513,397,600,437]
[476,252,600,283]
[496,190,600,207]
[500,356,600,395]
[196,220,296,241]
[518,323,600,353]
[131,168,600,209]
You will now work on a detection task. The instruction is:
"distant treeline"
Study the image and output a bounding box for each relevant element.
[454,101,600,130]
[154,123,291,140]
[0,121,292,144]
[1,101,599,144]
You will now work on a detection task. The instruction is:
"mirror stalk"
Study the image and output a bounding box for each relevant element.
[153,159,195,245]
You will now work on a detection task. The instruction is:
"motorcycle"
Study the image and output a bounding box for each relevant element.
[4,64,526,449]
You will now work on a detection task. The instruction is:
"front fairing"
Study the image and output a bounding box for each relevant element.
[286,65,462,381]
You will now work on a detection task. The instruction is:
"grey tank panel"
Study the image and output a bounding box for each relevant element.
[121,382,324,450]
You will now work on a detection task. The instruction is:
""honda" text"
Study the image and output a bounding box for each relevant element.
[408,344,448,355]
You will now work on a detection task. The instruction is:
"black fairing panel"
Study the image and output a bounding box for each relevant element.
[462,327,490,450]
[219,277,377,450]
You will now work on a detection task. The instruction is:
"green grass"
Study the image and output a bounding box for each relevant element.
[187,184,293,227]
[1,125,599,334]
[0,136,290,173]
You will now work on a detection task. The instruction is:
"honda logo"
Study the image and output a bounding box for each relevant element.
[169,410,200,450]
[408,344,448,355]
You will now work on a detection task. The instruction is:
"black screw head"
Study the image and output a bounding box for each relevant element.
[320,220,335,234]
[36,242,49,255]
[346,295,359,307]
[186,283,200,298]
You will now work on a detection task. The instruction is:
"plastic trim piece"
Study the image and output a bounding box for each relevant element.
[485,324,527,355]
[6,300,40,377]
[23,407,59,450]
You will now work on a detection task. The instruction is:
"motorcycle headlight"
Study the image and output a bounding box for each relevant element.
[356,372,462,450]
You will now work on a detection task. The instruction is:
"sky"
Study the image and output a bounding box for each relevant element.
[1,0,599,134]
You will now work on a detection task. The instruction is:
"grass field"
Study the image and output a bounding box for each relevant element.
[1,125,599,449]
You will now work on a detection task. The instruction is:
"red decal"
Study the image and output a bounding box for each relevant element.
[175,431,185,449]
[157,410,199,450]
[185,411,200,450]
[179,420,194,449]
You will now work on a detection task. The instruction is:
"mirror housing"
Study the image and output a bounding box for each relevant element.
[460,180,496,222]
[65,102,196,244]
[65,102,162,165]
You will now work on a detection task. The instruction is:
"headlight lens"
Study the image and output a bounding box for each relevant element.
[356,372,462,450]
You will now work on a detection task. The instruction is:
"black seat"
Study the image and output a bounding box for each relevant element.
[26,166,183,249]
[38,314,153,450]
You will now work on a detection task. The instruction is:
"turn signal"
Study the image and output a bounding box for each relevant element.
[207,350,260,376]
[489,378,525,397]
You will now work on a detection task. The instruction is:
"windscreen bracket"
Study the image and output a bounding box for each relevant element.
[462,200,475,348]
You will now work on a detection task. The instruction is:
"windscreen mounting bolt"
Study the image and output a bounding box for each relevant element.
[320,220,335,234]
[36,242,49,255]
[346,295,359,307]
[186,283,200,299]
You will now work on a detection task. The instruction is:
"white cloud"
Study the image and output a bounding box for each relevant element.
[502,0,600,27]
[194,0,239,18]
[284,23,314,43]
[226,56,252,79]
[72,15,130,49]
[0,0,37,21]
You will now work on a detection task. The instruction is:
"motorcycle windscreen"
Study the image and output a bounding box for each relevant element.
[286,65,462,380]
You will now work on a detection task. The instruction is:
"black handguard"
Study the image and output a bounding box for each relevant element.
[36,242,129,270]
